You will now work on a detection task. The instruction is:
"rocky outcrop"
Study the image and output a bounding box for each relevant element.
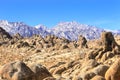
[105,59,120,80]
[0,27,12,42]
[91,64,109,77]
[77,35,88,48]
[101,32,119,52]
[0,61,52,80]
[0,61,34,80]
[1,31,120,80]
[16,41,30,48]
[86,32,120,61]
[13,33,23,40]
[29,63,52,80]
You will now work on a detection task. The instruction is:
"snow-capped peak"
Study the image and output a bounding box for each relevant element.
[0,20,49,37]
[35,24,47,30]
[0,20,120,40]
[0,20,9,25]
[51,21,104,40]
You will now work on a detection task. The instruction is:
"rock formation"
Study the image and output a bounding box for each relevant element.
[0,30,120,80]
[0,61,52,80]
[0,27,12,42]
[0,61,34,80]
[105,59,120,80]
[101,31,119,52]
[77,35,88,48]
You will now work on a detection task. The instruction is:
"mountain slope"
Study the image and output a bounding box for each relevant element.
[0,20,49,37]
[50,21,104,40]
[1,20,119,40]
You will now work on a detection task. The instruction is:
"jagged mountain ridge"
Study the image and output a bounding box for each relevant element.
[0,20,119,40]
[50,21,104,40]
[0,20,49,37]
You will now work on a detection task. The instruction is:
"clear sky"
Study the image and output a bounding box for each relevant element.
[0,0,120,30]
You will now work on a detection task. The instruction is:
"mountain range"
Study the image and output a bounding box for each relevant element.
[0,20,119,40]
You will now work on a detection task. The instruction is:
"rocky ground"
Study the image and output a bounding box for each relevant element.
[0,27,120,80]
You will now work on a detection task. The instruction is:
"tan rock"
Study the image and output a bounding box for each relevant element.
[0,61,35,80]
[53,66,66,75]
[101,52,114,62]
[16,41,30,48]
[81,59,98,69]
[13,33,23,40]
[101,32,118,52]
[92,64,109,77]
[29,63,52,80]
[0,27,12,42]
[105,59,120,80]
[81,72,96,80]
[91,75,105,80]
[77,35,88,48]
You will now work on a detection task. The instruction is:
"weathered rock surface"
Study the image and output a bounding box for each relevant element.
[77,35,88,48]
[0,61,34,80]
[0,30,120,80]
[0,61,52,80]
[0,27,12,42]
[29,63,52,80]
[105,59,120,80]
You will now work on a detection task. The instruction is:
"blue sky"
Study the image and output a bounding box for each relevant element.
[0,0,120,30]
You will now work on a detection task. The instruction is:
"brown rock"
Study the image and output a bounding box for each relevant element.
[101,52,114,62]
[77,35,88,48]
[13,33,23,40]
[105,59,120,80]
[0,27,12,41]
[60,43,69,50]
[81,59,98,69]
[17,41,30,48]
[29,63,52,80]
[92,64,109,77]
[101,32,118,52]
[0,61,34,80]
[81,72,96,80]
[53,66,66,75]
[78,59,98,79]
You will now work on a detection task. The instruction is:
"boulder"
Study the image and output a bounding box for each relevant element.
[53,66,66,75]
[101,32,118,52]
[29,63,52,80]
[92,64,109,77]
[77,35,88,48]
[105,59,120,80]
[0,61,35,80]
[81,72,96,80]
[0,27,12,41]
[81,59,98,69]
[17,41,30,48]
[101,52,114,62]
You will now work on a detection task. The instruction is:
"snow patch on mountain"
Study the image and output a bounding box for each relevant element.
[0,20,49,37]
[50,21,104,40]
[0,20,119,40]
